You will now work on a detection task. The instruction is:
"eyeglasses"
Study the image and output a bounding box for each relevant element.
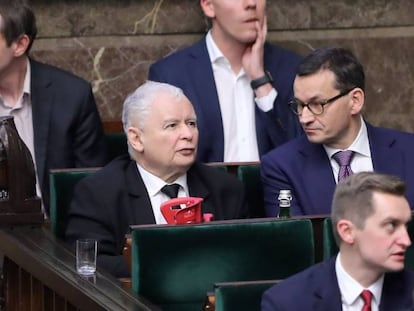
[288,88,355,116]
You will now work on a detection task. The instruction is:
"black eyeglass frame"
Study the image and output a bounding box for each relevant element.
[289,87,356,116]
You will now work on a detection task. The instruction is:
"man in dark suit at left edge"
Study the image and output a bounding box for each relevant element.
[0,0,108,214]
[65,81,249,278]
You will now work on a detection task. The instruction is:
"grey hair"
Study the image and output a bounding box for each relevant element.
[121,81,186,157]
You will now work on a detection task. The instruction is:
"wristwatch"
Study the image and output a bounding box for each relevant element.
[250,71,274,90]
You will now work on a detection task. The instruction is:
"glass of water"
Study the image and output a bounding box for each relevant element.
[76,239,97,275]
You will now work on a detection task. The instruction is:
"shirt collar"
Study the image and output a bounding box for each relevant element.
[324,117,371,159]
[0,58,31,109]
[206,30,225,64]
[205,31,247,78]
[136,163,188,197]
[335,253,384,306]
[23,58,31,96]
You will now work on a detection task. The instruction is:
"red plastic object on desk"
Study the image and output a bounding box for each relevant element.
[161,197,212,224]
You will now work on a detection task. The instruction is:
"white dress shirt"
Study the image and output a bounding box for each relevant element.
[336,253,383,311]
[324,118,374,183]
[205,31,277,162]
[136,163,189,224]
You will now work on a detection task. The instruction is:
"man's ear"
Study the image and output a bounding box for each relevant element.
[13,34,30,57]
[200,0,215,19]
[337,219,355,245]
[127,127,144,153]
[349,87,364,115]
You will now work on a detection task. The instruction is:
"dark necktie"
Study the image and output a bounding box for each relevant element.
[332,150,354,182]
[360,289,372,311]
[161,183,180,198]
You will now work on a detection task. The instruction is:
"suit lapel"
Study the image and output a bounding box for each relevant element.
[299,141,337,214]
[125,162,156,224]
[30,59,53,191]
[312,258,343,311]
[186,164,214,214]
[368,124,405,178]
[187,40,224,161]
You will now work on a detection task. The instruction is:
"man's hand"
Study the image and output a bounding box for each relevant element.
[242,16,267,80]
[242,16,273,97]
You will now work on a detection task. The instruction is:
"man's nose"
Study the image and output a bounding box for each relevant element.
[181,124,194,139]
[245,0,257,8]
[299,106,315,125]
[399,227,412,248]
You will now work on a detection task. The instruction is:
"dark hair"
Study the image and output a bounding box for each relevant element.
[0,0,37,53]
[331,172,406,245]
[297,47,365,92]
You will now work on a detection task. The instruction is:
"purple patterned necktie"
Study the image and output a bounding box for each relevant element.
[332,150,354,182]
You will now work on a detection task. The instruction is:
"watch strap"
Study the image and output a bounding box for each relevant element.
[250,71,274,90]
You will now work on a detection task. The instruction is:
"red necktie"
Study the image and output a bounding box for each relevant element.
[361,289,372,311]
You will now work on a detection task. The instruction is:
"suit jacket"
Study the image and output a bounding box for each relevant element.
[65,155,249,277]
[148,38,302,162]
[30,59,108,211]
[261,123,414,216]
[262,256,414,311]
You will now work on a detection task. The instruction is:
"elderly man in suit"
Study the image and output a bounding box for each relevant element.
[0,0,108,214]
[261,47,414,216]
[65,81,249,278]
[149,0,302,163]
[262,172,414,310]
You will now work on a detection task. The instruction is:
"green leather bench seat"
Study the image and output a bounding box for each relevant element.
[49,132,126,239]
[49,168,98,239]
[130,218,315,311]
[237,164,264,218]
[322,218,338,260]
[214,279,280,311]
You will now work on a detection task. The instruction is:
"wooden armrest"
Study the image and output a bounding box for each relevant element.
[118,277,132,289]
[123,236,132,275]
[203,292,216,310]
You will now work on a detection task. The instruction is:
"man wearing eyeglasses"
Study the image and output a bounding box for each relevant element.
[261,47,414,216]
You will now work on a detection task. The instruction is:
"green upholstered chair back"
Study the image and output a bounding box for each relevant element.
[237,163,264,218]
[322,218,338,260]
[49,168,98,239]
[214,280,280,311]
[104,132,128,160]
[130,218,315,311]
[323,217,414,269]
[206,163,228,173]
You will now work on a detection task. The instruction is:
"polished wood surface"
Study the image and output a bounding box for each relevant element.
[0,225,160,311]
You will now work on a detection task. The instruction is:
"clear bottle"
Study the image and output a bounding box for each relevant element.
[277,190,292,218]
[0,138,9,201]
